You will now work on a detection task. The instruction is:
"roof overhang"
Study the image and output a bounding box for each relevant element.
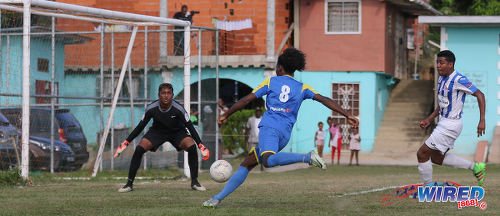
[0,26,93,45]
[419,16,500,27]
[386,0,442,16]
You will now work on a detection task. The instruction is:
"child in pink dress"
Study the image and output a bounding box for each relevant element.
[328,117,342,165]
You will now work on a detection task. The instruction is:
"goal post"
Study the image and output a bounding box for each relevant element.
[0,0,206,179]
[21,0,31,180]
[92,25,138,178]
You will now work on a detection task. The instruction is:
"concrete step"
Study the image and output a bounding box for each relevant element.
[384,107,430,113]
[385,102,432,108]
[381,115,428,121]
[385,103,431,109]
[382,112,429,118]
[392,97,433,102]
[376,136,426,143]
[379,121,426,127]
[377,130,426,137]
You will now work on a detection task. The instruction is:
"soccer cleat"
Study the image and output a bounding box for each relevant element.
[203,198,220,208]
[191,182,206,191]
[309,150,327,170]
[198,143,210,161]
[118,184,133,193]
[114,140,130,158]
[473,162,486,186]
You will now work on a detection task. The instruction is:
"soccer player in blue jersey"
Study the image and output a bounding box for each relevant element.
[417,50,486,186]
[203,48,359,208]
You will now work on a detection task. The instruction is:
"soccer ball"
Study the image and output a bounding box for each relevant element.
[209,160,233,183]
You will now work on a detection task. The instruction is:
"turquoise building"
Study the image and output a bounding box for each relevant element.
[0,27,68,105]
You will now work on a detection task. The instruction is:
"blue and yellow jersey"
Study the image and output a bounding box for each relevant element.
[252,75,318,135]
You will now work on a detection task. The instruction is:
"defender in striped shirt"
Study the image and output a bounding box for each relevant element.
[417,50,486,186]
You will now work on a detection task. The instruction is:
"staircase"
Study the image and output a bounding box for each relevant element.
[373,80,434,154]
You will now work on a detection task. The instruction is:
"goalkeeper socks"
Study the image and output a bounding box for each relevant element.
[418,159,432,183]
[186,144,199,182]
[213,166,249,201]
[127,145,146,185]
[442,153,474,170]
[266,152,311,167]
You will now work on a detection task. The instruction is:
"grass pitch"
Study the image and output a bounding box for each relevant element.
[0,161,498,215]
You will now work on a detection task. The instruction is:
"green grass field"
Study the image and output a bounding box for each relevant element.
[0,161,498,215]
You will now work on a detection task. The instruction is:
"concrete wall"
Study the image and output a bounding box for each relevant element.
[61,66,393,153]
[443,26,500,155]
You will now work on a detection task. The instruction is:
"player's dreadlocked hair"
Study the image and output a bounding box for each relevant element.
[158,83,173,94]
[437,50,455,63]
[277,47,306,75]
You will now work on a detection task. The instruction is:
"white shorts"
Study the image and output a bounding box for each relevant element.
[425,118,462,154]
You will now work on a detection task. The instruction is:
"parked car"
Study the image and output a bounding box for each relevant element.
[28,136,76,171]
[0,112,20,170]
[0,108,88,169]
[0,112,76,171]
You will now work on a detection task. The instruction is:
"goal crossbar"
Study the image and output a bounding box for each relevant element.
[1,0,200,179]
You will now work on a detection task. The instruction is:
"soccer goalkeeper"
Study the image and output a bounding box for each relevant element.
[114,83,209,192]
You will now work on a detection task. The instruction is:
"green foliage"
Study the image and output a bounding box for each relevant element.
[1,10,53,28]
[0,169,27,187]
[431,0,500,15]
[221,109,256,155]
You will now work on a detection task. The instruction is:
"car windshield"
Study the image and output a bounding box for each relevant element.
[56,112,81,129]
[0,114,9,124]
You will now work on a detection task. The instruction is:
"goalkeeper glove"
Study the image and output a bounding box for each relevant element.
[114,140,130,158]
[198,143,210,161]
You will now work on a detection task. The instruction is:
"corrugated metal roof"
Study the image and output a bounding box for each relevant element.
[386,0,442,16]
[64,55,268,73]
[419,16,500,26]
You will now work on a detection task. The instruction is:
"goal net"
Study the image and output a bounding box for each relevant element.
[0,0,219,180]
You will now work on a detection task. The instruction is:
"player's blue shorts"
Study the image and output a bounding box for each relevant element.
[249,126,290,164]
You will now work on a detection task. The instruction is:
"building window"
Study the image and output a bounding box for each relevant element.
[325,0,361,34]
[99,75,142,102]
[331,83,360,149]
[37,58,49,72]
[35,80,58,104]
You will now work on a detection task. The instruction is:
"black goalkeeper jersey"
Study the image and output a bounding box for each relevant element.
[125,100,202,144]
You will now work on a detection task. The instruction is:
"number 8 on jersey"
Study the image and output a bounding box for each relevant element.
[279,85,290,102]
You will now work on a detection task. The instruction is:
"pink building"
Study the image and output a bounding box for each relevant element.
[295,0,439,79]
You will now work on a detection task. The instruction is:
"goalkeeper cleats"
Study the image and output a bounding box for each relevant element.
[198,143,210,161]
[473,162,486,186]
[114,140,130,158]
[203,198,220,208]
[191,182,206,191]
[309,150,327,170]
[118,184,133,193]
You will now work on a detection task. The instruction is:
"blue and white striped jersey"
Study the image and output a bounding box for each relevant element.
[437,71,478,119]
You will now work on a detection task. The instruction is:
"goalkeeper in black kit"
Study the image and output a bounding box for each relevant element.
[114,83,209,192]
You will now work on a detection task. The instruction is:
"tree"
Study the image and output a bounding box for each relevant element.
[1,10,52,28]
[431,0,500,15]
